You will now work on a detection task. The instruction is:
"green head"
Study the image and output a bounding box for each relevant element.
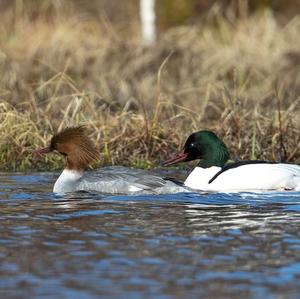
[164,130,230,168]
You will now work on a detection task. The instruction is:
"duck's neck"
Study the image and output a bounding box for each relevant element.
[53,168,84,194]
[198,146,229,168]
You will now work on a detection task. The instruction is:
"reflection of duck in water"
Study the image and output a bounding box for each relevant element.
[35,126,187,195]
[165,131,300,192]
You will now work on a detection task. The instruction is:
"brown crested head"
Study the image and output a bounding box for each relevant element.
[36,126,99,170]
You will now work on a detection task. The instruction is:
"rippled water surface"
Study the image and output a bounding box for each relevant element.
[0,172,300,299]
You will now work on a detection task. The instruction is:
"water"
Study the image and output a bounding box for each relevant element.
[0,172,300,299]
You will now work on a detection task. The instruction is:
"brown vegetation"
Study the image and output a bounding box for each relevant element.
[0,5,299,170]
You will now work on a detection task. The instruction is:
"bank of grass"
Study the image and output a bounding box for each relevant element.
[0,11,299,170]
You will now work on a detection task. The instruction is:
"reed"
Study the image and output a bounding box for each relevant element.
[0,9,299,170]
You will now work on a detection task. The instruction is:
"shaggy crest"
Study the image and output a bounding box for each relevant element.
[51,126,99,170]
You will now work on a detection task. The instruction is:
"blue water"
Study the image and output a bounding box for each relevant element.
[0,172,300,299]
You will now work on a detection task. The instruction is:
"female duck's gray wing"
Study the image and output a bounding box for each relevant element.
[76,166,185,194]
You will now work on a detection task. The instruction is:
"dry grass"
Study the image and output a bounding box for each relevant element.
[0,9,299,170]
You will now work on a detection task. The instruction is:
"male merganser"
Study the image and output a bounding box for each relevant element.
[164,131,300,192]
[34,126,187,195]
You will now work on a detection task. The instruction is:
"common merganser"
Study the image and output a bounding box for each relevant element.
[164,131,300,192]
[34,126,187,195]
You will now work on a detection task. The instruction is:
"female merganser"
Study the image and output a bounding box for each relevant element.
[34,126,187,195]
[164,131,300,192]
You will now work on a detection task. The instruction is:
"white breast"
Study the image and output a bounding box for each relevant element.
[185,164,300,192]
[53,169,83,194]
[185,166,221,191]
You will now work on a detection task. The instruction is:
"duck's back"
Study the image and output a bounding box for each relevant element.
[77,166,188,194]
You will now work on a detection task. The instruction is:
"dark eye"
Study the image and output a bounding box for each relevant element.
[50,140,58,150]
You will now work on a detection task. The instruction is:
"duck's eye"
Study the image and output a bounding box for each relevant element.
[50,141,59,150]
[185,142,195,153]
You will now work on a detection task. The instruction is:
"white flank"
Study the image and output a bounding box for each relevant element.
[129,185,143,192]
[185,164,300,192]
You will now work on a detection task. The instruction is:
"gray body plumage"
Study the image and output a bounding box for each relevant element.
[74,166,188,194]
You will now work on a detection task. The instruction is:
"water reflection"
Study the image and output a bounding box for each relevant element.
[184,200,300,233]
[0,173,299,298]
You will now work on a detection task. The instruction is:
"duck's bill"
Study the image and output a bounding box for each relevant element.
[34,146,51,155]
[164,151,189,166]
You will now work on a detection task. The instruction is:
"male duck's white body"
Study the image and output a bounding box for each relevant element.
[165,131,300,192]
[185,164,300,192]
[36,126,187,195]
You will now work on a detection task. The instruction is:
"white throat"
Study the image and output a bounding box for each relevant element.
[53,169,83,194]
